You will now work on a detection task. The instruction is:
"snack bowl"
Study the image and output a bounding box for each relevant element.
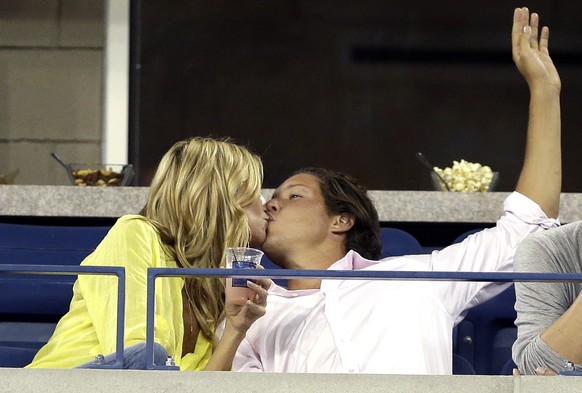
[67,163,134,187]
[431,171,499,192]
[52,153,134,187]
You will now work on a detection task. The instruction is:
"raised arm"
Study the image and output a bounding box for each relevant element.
[512,7,561,218]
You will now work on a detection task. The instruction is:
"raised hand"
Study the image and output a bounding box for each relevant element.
[512,7,560,92]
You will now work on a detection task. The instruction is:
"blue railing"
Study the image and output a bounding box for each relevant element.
[0,264,126,369]
[145,268,582,370]
[4,265,582,371]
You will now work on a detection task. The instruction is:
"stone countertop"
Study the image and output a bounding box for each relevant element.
[1,185,581,223]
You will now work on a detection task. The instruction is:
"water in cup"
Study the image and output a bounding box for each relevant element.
[225,247,263,305]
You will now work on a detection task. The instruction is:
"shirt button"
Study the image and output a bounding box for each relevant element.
[349,369,355,373]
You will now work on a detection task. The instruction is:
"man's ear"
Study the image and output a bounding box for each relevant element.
[331,213,355,233]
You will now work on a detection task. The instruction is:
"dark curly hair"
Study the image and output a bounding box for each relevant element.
[294,167,381,260]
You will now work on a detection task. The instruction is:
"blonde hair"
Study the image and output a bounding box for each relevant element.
[142,137,263,343]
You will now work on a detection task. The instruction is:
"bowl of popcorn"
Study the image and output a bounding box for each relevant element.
[52,153,134,187]
[431,159,499,192]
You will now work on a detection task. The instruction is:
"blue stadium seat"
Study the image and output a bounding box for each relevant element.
[0,322,57,367]
[380,227,424,258]
[453,354,476,375]
[454,285,517,375]
[260,254,287,287]
[500,358,517,375]
[0,223,110,367]
[452,228,484,244]
[0,223,110,251]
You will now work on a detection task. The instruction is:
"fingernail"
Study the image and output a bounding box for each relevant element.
[523,26,531,33]
[512,368,519,376]
[535,366,547,374]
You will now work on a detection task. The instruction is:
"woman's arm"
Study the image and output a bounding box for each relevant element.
[81,217,183,357]
[513,223,582,374]
[540,294,582,365]
[203,280,269,371]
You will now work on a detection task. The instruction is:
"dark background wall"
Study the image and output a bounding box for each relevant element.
[129,1,582,191]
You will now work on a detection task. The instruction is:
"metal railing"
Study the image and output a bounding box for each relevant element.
[5,265,582,372]
[145,268,582,370]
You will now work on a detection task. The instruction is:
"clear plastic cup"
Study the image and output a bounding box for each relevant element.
[225,247,263,305]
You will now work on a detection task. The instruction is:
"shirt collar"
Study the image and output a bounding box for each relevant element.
[267,250,380,298]
[328,250,379,271]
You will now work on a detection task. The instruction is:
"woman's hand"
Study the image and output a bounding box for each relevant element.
[535,366,558,376]
[203,275,271,371]
[224,278,270,334]
[225,264,272,335]
[512,367,558,376]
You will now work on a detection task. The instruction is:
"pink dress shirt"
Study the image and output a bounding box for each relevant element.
[233,192,559,374]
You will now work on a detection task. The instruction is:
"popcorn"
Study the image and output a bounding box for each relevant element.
[433,159,495,192]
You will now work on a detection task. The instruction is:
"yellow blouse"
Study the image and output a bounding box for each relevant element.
[26,215,212,370]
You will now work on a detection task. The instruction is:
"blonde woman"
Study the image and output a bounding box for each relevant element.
[27,137,270,370]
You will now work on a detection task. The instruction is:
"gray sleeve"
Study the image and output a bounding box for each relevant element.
[512,222,582,375]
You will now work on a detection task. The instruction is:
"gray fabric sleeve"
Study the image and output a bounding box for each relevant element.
[512,221,582,375]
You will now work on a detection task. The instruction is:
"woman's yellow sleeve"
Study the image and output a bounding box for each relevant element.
[78,216,184,359]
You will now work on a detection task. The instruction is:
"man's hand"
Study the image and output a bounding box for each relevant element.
[512,7,561,93]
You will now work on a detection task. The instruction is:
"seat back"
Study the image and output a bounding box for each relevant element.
[0,322,58,367]
[380,227,424,258]
[259,254,287,287]
[453,354,476,375]
[454,285,517,375]
[0,222,111,367]
[452,228,484,244]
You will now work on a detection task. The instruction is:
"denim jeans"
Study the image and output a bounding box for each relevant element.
[77,342,171,370]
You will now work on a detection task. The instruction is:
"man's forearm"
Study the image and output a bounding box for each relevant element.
[515,88,561,218]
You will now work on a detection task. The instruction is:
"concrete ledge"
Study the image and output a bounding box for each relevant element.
[0,185,147,218]
[2,368,581,393]
[1,185,582,223]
